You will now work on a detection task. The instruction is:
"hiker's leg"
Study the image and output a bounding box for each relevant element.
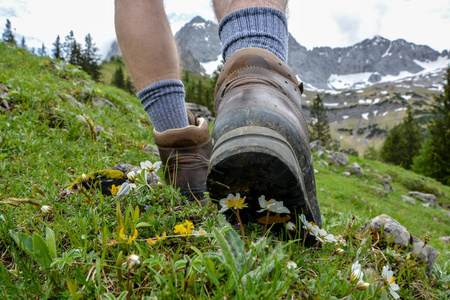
[212,0,289,62]
[114,0,211,201]
[114,0,189,131]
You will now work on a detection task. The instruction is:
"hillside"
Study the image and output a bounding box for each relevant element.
[1,43,449,299]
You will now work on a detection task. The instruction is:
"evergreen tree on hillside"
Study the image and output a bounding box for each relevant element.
[309,94,331,146]
[64,31,82,66]
[380,104,422,169]
[412,67,450,184]
[2,19,16,45]
[111,66,126,90]
[52,35,62,59]
[126,75,136,94]
[20,37,26,49]
[37,43,47,56]
[81,33,100,81]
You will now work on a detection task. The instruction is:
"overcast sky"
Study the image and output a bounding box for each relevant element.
[1,0,449,59]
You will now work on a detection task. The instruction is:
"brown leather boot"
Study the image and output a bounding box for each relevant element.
[207,48,321,244]
[154,112,211,203]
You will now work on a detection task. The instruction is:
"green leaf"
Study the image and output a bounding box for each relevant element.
[135,222,152,228]
[9,230,35,258]
[117,291,128,300]
[32,233,53,268]
[212,228,239,284]
[45,227,57,259]
[133,205,139,225]
[66,277,77,297]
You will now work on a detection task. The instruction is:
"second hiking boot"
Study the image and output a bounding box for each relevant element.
[207,48,322,240]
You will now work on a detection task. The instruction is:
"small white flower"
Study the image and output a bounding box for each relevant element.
[300,214,336,243]
[218,193,247,213]
[350,261,364,283]
[257,195,290,214]
[41,205,53,215]
[81,173,89,182]
[140,160,162,173]
[286,221,297,231]
[116,182,137,198]
[127,171,137,182]
[126,254,141,269]
[286,261,297,270]
[382,265,400,299]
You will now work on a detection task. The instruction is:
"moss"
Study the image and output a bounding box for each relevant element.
[67,169,125,190]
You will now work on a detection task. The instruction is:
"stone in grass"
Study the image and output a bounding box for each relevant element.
[67,170,127,196]
[329,152,349,166]
[310,140,322,151]
[368,214,440,276]
[408,191,436,206]
[92,97,116,109]
[401,195,416,205]
[348,162,364,175]
[141,144,159,156]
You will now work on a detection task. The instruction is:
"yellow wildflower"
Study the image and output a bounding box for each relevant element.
[156,232,167,242]
[97,89,102,93]
[146,237,157,246]
[119,227,138,245]
[174,220,194,235]
[109,184,122,195]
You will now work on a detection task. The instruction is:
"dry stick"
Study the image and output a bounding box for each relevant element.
[235,208,246,242]
[262,210,270,237]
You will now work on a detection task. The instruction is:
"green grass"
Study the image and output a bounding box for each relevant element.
[1,42,449,299]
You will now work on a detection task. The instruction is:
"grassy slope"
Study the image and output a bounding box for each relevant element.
[1,43,449,299]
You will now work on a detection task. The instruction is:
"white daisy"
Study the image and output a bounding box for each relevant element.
[382,265,400,299]
[257,195,290,214]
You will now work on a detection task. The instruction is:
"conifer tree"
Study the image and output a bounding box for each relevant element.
[64,31,82,66]
[126,75,136,94]
[412,68,450,184]
[111,66,126,90]
[380,104,422,169]
[309,94,331,146]
[20,36,26,49]
[2,19,16,45]
[81,33,100,81]
[37,43,47,56]
[52,35,62,59]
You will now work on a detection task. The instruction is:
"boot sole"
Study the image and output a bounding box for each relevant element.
[207,126,315,228]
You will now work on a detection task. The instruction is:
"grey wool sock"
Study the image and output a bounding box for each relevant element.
[218,6,288,62]
[137,79,189,132]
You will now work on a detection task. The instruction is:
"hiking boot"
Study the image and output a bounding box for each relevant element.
[154,112,211,204]
[207,48,321,242]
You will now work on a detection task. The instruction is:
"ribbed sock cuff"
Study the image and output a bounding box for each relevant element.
[137,79,189,132]
[218,7,288,62]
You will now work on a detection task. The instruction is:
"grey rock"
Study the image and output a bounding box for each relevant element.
[342,171,351,176]
[316,149,324,159]
[439,236,450,243]
[422,203,431,208]
[368,214,440,276]
[76,115,87,124]
[368,214,410,247]
[385,175,393,182]
[361,163,371,167]
[318,160,329,167]
[348,162,364,175]
[329,152,350,166]
[92,97,116,109]
[186,102,213,123]
[410,235,440,276]
[383,180,392,192]
[126,104,133,111]
[1,99,10,110]
[314,169,319,174]
[408,191,436,205]
[95,125,105,135]
[0,83,9,93]
[66,94,84,108]
[401,195,416,205]
[141,144,159,156]
[310,140,322,151]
